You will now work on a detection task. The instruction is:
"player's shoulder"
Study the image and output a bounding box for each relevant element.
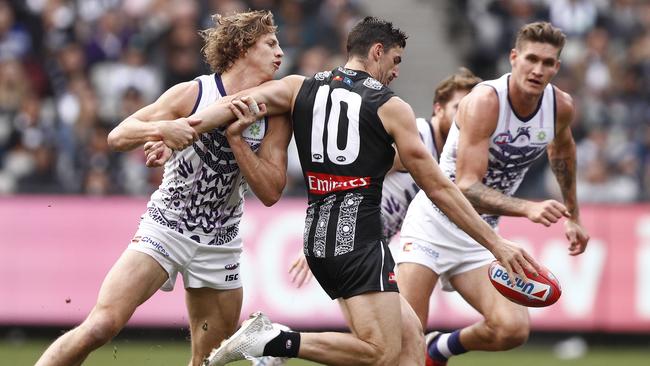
[552,85,575,124]
[380,96,412,115]
[160,80,201,116]
[458,84,499,118]
[281,74,306,91]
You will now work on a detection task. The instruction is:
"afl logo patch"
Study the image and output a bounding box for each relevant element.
[363,77,383,90]
[493,132,511,145]
[314,71,331,80]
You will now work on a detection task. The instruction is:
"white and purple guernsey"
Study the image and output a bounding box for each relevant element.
[146,74,267,245]
[439,73,556,227]
[381,117,438,239]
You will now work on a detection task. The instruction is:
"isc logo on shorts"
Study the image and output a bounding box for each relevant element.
[225,274,239,282]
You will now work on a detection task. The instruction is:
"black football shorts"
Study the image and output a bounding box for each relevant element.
[306,239,399,299]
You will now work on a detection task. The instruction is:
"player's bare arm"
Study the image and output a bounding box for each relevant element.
[226,98,292,206]
[456,86,569,226]
[190,75,304,134]
[107,81,203,151]
[547,87,590,255]
[380,96,539,278]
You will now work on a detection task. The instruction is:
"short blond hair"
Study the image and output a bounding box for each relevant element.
[515,22,566,55]
[200,10,277,74]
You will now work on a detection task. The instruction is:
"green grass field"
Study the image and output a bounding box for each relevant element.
[5,339,650,366]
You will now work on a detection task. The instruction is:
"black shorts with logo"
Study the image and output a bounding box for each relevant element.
[306,239,399,299]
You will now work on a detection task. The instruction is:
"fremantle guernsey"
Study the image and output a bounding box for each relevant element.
[438,73,556,228]
[293,67,395,258]
[381,118,438,239]
[146,73,267,245]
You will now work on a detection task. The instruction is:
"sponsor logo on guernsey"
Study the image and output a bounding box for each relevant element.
[343,77,353,87]
[333,75,343,82]
[337,67,357,76]
[242,121,264,142]
[363,77,383,90]
[314,71,331,80]
[225,263,240,270]
[306,171,371,195]
[140,236,170,257]
[490,266,550,301]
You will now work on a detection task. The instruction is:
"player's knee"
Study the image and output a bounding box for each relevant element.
[401,307,424,352]
[367,346,401,366]
[354,339,400,366]
[82,311,124,347]
[488,315,530,350]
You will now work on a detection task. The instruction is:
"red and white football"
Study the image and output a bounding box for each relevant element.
[488,261,561,307]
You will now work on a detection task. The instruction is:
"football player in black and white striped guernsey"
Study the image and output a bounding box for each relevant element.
[35,10,290,366]
[194,17,540,366]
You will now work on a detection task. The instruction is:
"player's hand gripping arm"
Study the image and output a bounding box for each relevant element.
[547,88,590,255]
[380,97,540,279]
[455,86,570,226]
[225,96,292,206]
[190,76,304,135]
[107,82,202,151]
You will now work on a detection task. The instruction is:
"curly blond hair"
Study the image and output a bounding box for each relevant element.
[200,10,277,74]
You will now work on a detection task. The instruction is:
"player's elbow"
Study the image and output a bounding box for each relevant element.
[456,178,476,195]
[259,188,283,207]
[259,195,279,207]
[107,128,127,151]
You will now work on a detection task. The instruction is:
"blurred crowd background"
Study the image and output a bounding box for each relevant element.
[1,0,648,202]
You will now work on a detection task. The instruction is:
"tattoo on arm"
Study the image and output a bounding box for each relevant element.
[464,182,528,217]
[550,156,579,217]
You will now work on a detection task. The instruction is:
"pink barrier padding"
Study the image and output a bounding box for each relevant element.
[1,196,650,331]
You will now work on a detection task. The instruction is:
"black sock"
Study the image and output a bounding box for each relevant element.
[262,330,301,358]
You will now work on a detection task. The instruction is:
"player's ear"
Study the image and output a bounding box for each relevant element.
[509,48,517,67]
[433,102,442,116]
[370,43,383,61]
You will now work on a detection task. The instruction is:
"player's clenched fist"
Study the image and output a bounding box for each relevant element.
[159,117,202,150]
[524,199,570,227]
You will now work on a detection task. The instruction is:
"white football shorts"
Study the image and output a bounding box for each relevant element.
[397,191,494,291]
[127,215,243,291]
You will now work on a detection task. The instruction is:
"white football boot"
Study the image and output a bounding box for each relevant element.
[203,312,283,366]
[250,323,290,366]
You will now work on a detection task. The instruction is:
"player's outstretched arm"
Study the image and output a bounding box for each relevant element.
[455,86,570,226]
[380,97,540,279]
[226,97,292,206]
[190,75,305,135]
[107,81,202,151]
[547,88,590,255]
